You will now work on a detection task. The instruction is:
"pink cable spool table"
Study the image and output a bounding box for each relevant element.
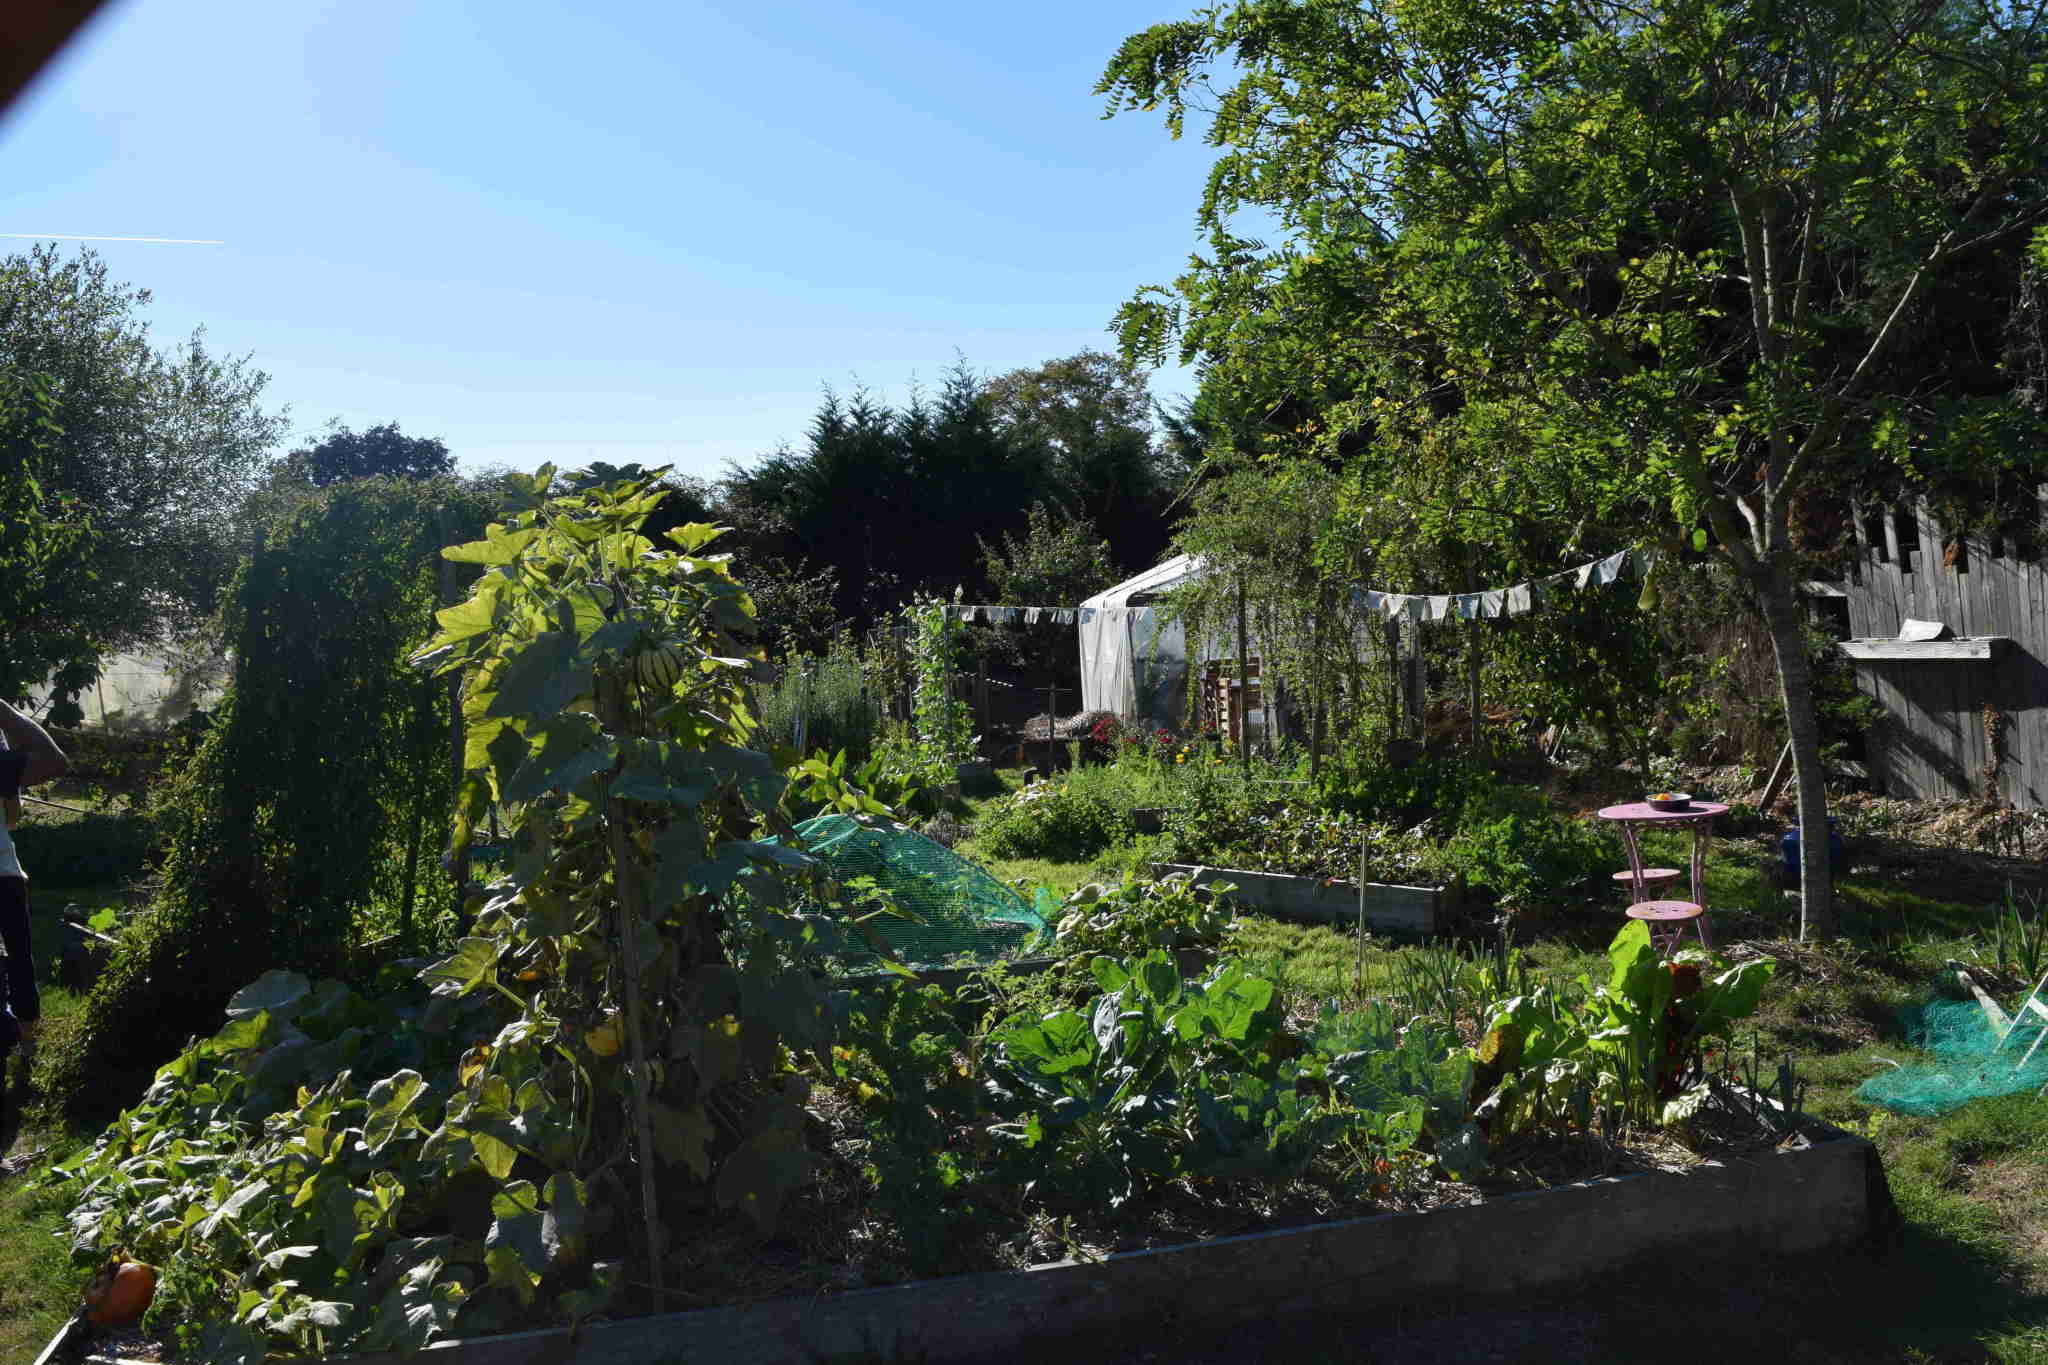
[1595,798,1729,950]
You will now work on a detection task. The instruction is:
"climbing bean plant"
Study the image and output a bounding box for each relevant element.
[907,593,975,772]
[43,477,490,1117]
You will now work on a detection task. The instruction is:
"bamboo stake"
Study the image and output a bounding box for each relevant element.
[438,508,469,920]
[1757,739,1795,812]
[599,668,669,1309]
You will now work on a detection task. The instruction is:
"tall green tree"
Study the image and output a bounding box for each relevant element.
[722,364,1052,625]
[0,370,98,702]
[979,500,1120,682]
[1101,0,2048,938]
[986,350,1181,571]
[290,420,455,486]
[0,245,286,699]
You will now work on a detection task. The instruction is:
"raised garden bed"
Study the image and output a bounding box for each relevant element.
[1153,861,1450,934]
[71,1108,1880,1365]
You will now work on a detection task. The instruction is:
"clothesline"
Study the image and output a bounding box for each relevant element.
[935,547,1644,627]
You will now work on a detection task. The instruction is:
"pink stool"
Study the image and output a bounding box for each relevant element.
[1626,899,1710,953]
[1612,867,1682,901]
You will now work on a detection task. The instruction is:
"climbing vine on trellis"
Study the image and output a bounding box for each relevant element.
[43,476,494,1117]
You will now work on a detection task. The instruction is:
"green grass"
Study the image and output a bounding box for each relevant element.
[0,1168,81,1363]
[0,802,156,1358]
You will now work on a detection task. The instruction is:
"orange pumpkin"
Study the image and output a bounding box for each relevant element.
[86,1259,157,1328]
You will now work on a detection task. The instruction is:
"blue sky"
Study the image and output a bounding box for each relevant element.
[0,0,1212,480]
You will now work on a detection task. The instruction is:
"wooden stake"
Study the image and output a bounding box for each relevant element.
[1465,555,1482,756]
[437,507,469,921]
[1758,739,1795,812]
[1354,836,1368,998]
[1236,579,1250,774]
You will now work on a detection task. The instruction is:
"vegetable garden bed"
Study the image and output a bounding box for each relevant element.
[1153,861,1449,935]
[70,1102,1879,1365]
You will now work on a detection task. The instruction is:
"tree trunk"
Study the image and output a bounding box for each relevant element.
[1756,571,1835,940]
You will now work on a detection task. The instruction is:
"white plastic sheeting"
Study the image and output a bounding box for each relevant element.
[27,650,228,731]
[1079,554,1205,723]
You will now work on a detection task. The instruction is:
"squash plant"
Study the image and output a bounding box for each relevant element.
[52,469,875,1357]
[982,950,1470,1207]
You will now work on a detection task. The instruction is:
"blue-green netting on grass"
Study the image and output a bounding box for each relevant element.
[788,814,1053,968]
[1857,996,2048,1116]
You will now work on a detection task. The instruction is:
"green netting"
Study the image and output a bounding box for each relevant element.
[1857,996,2048,1116]
[790,814,1053,968]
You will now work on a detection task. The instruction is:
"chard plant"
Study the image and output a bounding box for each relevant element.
[1469,920,1777,1145]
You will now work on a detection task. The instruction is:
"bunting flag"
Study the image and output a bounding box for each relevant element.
[942,605,1086,624]
[1347,547,1641,623]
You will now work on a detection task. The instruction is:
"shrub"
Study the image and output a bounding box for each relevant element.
[11,809,157,889]
[1049,873,1236,963]
[1436,793,1619,910]
[42,479,493,1121]
[974,775,1131,861]
[1161,796,1439,885]
[1314,756,1500,830]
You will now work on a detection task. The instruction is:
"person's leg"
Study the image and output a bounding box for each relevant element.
[0,876,35,1037]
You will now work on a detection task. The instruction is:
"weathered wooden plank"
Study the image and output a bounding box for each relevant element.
[1845,573,1871,638]
[1877,561,1905,637]
[1958,535,1988,640]
[2027,492,2048,805]
[1913,502,1945,629]
[1838,638,2008,661]
[1956,657,1989,799]
[2014,549,2048,809]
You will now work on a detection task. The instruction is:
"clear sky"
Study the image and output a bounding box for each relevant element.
[0,0,1212,481]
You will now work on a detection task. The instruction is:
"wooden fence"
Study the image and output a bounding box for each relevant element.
[1839,496,2048,809]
